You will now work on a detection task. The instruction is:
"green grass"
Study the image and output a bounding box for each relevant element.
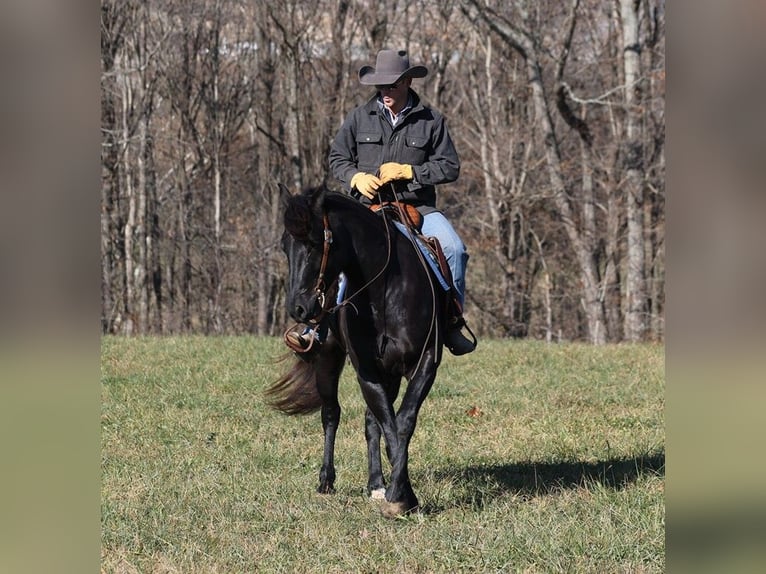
[101,336,664,573]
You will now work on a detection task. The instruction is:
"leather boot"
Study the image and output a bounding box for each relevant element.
[284,324,323,361]
[445,324,476,356]
[285,329,314,350]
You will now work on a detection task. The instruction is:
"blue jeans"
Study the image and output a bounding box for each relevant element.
[337,212,468,307]
[422,211,468,307]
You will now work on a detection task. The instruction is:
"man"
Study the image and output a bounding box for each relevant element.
[289,49,475,356]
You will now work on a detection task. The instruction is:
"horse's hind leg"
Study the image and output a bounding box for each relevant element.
[365,408,385,499]
[315,335,346,494]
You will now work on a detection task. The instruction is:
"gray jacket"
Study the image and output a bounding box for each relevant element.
[329,90,460,213]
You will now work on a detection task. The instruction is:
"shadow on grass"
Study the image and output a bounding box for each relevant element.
[422,450,665,513]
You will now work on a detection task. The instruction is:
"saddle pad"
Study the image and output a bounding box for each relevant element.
[392,221,450,292]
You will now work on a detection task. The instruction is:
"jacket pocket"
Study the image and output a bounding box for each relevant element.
[356,132,382,144]
[356,131,383,171]
[403,136,428,164]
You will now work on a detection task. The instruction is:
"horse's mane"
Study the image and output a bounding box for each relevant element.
[283,193,314,241]
[315,187,378,218]
[284,186,381,241]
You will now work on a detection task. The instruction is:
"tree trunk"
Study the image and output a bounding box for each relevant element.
[120,64,135,336]
[101,165,114,333]
[603,180,622,340]
[620,0,647,341]
[135,106,149,334]
[284,46,303,190]
[522,48,607,344]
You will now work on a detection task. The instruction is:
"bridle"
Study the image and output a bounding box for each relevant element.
[282,213,334,354]
[312,214,333,311]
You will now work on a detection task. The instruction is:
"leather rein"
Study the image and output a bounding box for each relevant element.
[313,214,333,310]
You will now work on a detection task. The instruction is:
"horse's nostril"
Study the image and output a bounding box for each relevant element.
[294,304,306,319]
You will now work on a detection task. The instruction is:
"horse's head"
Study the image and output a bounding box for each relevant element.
[280,184,338,323]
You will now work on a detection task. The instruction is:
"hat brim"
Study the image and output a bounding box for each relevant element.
[358,65,428,85]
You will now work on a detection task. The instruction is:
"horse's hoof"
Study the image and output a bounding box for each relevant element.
[380,499,418,519]
[369,488,386,501]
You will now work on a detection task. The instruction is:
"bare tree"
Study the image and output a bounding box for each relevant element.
[461,0,608,343]
[100,0,664,341]
[101,0,160,335]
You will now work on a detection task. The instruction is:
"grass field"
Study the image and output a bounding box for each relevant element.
[101,336,664,573]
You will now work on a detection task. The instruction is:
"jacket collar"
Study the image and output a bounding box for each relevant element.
[364,89,423,117]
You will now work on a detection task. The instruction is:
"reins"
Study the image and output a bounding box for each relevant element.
[330,203,393,313]
[337,186,442,370]
[336,185,440,369]
[386,188,440,368]
[314,214,333,307]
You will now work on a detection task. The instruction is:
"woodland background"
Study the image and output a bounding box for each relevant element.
[100,0,665,344]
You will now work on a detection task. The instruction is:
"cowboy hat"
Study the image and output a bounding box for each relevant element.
[358,49,428,85]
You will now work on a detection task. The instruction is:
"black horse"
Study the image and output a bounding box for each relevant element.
[266,184,452,517]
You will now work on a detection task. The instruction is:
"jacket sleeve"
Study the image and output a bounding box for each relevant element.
[411,113,460,187]
[328,112,360,192]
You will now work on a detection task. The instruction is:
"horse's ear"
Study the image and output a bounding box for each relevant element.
[278,182,292,209]
[308,185,327,217]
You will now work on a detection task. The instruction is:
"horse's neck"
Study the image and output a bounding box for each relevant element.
[345,217,390,280]
[343,214,415,302]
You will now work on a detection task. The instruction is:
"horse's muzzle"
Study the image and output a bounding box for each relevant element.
[289,292,323,323]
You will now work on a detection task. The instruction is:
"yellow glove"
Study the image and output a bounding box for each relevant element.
[350,172,382,199]
[378,162,413,184]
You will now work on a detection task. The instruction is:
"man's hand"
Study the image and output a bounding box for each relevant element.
[378,162,413,184]
[350,172,382,199]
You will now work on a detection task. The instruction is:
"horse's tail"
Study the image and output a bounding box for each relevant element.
[264,356,323,415]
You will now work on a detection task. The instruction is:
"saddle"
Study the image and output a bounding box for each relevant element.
[370,201,423,231]
[370,202,464,326]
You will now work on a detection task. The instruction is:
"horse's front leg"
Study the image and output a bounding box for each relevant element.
[358,373,421,517]
[380,433,419,518]
[315,336,345,494]
[365,373,401,499]
[318,401,339,493]
[380,365,439,518]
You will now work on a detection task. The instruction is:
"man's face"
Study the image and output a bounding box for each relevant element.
[376,77,411,112]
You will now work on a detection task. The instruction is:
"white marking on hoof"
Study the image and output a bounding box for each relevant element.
[369,488,386,500]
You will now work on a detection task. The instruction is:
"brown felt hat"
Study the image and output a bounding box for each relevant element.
[358,49,428,85]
